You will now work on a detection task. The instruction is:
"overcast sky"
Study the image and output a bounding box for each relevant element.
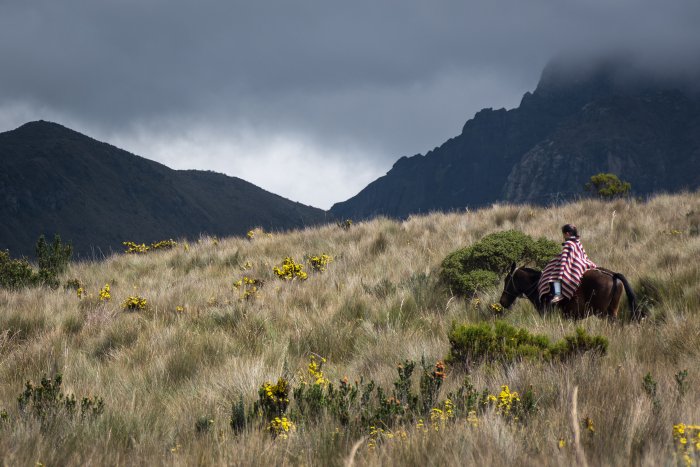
[1,1,699,209]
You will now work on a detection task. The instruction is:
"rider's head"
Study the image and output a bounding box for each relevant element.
[562,224,578,239]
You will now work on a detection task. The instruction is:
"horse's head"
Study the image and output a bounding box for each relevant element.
[499,262,521,309]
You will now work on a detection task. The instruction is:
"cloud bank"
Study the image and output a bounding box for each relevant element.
[1,0,699,208]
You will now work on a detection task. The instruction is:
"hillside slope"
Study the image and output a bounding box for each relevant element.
[0,192,698,464]
[0,121,327,257]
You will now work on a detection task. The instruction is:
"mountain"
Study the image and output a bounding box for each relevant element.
[330,58,700,219]
[0,121,327,258]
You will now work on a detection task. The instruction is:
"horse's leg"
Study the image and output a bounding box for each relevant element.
[607,278,624,321]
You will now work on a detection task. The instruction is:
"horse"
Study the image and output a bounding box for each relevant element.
[498,262,641,320]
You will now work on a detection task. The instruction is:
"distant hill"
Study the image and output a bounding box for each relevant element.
[330,58,700,219]
[0,121,327,258]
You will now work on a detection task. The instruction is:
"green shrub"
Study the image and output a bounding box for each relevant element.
[36,234,72,277]
[17,373,104,425]
[585,173,631,199]
[447,321,608,369]
[440,230,559,295]
[0,251,36,289]
[195,416,214,434]
[337,219,353,230]
[0,235,73,290]
[551,327,608,358]
[230,395,247,433]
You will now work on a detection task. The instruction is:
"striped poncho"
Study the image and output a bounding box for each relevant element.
[537,237,597,302]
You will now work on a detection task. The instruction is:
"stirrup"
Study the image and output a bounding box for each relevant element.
[550,295,564,304]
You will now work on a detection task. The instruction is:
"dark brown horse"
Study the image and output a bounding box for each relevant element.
[498,262,640,320]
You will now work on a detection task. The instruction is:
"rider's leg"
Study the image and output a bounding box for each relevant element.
[551,281,563,304]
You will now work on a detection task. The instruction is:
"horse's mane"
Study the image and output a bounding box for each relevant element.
[519,267,542,275]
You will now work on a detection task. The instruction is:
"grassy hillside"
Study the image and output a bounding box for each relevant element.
[1,193,699,465]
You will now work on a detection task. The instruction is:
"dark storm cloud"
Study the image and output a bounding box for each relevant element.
[1,0,699,207]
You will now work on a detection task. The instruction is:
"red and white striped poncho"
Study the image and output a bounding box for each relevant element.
[537,237,597,302]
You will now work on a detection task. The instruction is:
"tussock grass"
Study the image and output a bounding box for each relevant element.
[1,192,699,465]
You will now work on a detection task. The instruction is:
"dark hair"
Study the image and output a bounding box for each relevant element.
[562,224,579,238]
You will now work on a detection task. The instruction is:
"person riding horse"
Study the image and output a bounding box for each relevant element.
[498,224,639,320]
[540,224,597,305]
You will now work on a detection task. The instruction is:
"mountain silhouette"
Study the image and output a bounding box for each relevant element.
[330,57,700,219]
[0,121,326,258]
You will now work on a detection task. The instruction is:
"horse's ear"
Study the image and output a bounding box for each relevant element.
[509,262,516,275]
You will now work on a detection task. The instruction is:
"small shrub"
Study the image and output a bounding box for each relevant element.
[551,327,608,359]
[273,257,307,281]
[308,254,333,272]
[419,358,446,413]
[255,378,290,419]
[63,278,82,291]
[675,370,689,398]
[441,230,559,295]
[337,219,353,230]
[123,239,177,254]
[447,321,607,369]
[150,239,177,251]
[230,395,246,434]
[0,251,36,290]
[585,173,631,199]
[122,295,147,311]
[99,284,111,302]
[267,416,295,439]
[17,373,104,424]
[195,416,214,434]
[643,372,661,412]
[233,276,263,300]
[122,241,149,254]
[35,234,73,287]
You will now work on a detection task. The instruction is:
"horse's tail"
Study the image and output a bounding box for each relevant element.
[613,273,642,321]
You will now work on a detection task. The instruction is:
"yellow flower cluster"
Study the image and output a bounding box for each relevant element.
[233,276,262,300]
[466,410,479,427]
[308,254,333,272]
[76,287,84,299]
[267,416,295,439]
[307,355,329,386]
[122,239,177,254]
[427,399,455,431]
[416,399,456,433]
[338,219,353,230]
[273,257,307,281]
[122,295,147,311]
[367,425,407,450]
[673,423,700,465]
[490,303,505,314]
[496,385,520,417]
[150,239,177,251]
[247,228,272,240]
[261,379,290,406]
[123,241,149,254]
[99,284,111,301]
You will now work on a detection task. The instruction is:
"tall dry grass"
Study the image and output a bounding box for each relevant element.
[0,192,699,465]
